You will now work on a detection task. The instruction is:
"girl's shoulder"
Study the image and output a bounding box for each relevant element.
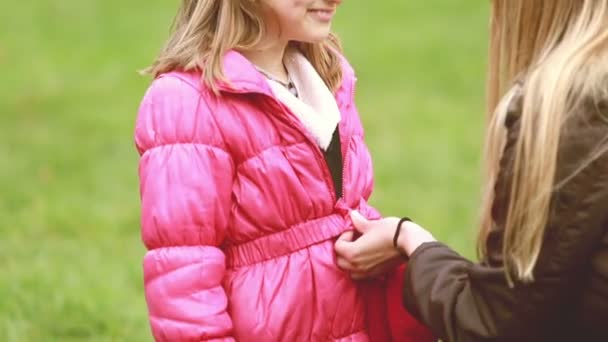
[147,69,207,97]
[135,70,232,155]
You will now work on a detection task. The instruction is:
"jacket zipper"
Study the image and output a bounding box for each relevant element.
[221,78,356,206]
[267,97,339,204]
[220,88,337,204]
[338,76,358,207]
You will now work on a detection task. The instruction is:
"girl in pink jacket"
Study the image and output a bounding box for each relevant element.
[135,0,432,341]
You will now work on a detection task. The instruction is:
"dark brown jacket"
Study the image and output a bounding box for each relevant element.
[403,91,608,342]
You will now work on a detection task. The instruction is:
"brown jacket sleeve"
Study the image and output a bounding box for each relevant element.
[402,106,608,342]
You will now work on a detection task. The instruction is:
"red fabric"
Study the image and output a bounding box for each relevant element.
[387,264,435,341]
[361,264,435,341]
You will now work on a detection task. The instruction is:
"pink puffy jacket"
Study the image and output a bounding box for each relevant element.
[135,50,430,341]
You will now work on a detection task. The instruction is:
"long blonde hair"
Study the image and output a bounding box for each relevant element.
[144,0,343,93]
[480,0,608,283]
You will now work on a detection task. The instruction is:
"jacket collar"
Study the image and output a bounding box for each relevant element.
[216,50,275,96]
[163,49,355,106]
[217,49,355,104]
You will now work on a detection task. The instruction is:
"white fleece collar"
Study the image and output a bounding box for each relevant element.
[265,49,341,151]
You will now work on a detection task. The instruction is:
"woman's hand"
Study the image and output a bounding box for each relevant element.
[335,211,436,279]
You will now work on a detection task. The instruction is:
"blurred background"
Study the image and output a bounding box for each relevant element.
[0,1,488,340]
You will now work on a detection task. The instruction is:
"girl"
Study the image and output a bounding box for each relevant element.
[336,1,608,341]
[135,0,432,341]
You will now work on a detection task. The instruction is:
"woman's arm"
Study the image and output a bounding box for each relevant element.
[336,110,608,341]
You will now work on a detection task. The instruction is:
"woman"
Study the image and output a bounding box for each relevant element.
[335,1,608,341]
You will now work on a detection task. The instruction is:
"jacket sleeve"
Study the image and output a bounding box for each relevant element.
[135,76,235,342]
[402,109,608,342]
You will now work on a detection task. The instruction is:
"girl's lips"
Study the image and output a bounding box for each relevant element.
[308,9,336,22]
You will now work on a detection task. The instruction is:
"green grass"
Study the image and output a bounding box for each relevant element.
[0,1,488,340]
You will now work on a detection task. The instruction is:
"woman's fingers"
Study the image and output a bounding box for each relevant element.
[350,210,372,234]
[351,266,385,280]
[350,272,369,280]
[337,230,355,242]
[350,257,403,280]
[336,214,410,280]
[334,234,355,258]
[336,256,357,271]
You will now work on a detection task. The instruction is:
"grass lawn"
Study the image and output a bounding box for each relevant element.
[0,1,488,340]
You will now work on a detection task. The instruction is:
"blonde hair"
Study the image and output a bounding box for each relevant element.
[480,0,608,283]
[144,0,343,93]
